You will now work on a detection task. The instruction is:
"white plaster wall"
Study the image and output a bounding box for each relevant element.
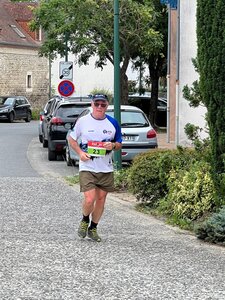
[51,54,139,97]
[178,0,207,146]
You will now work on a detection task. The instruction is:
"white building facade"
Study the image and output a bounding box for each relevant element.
[51,54,139,97]
[162,0,207,146]
[177,0,206,146]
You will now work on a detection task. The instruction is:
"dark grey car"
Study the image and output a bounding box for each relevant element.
[46,100,91,161]
[0,96,32,122]
[40,95,92,147]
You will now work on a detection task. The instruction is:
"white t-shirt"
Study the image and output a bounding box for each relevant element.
[70,113,122,173]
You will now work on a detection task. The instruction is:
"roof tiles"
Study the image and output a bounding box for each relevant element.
[0,0,41,48]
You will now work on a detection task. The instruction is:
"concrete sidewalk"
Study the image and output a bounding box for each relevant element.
[157,132,176,149]
[2,176,225,299]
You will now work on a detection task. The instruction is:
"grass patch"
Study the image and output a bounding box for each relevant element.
[64,175,80,186]
[32,108,41,120]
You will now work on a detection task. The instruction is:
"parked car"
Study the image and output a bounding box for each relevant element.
[39,96,62,146]
[0,96,32,122]
[65,105,158,166]
[46,99,92,161]
[128,93,167,127]
[39,95,91,147]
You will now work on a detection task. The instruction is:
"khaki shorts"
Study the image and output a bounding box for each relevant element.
[79,171,114,192]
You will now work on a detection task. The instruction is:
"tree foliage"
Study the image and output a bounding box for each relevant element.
[30,0,164,104]
[130,0,168,125]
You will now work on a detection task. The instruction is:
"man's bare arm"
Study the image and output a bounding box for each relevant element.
[68,136,91,161]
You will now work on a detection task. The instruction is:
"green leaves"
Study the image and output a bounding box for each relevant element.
[197,0,225,175]
[31,0,163,64]
[195,206,225,245]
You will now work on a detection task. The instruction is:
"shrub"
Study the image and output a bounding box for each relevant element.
[127,150,167,205]
[161,161,216,221]
[195,206,225,245]
[114,168,129,192]
[127,148,200,206]
[32,108,41,120]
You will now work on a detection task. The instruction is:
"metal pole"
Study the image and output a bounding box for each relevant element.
[113,0,122,170]
[166,5,171,143]
[65,32,68,62]
[49,56,52,98]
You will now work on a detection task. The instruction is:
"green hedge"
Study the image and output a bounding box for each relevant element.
[160,160,216,221]
[127,148,200,206]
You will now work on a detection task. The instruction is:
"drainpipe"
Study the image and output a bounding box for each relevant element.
[49,56,52,99]
[175,0,180,146]
[166,5,171,143]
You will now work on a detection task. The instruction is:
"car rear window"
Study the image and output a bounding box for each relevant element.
[107,110,149,127]
[56,104,90,118]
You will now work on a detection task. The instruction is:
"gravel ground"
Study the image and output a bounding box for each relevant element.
[1,176,225,299]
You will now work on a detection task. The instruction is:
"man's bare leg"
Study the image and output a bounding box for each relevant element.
[91,188,108,223]
[82,189,96,216]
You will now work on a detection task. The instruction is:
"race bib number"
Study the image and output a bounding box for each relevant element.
[87,141,106,157]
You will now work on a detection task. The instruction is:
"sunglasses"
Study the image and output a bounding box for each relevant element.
[93,102,107,108]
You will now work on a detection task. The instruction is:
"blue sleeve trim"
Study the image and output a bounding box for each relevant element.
[106,114,123,143]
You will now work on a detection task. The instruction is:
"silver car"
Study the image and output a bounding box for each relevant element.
[65,105,158,166]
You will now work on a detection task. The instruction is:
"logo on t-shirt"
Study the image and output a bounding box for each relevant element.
[103,129,112,134]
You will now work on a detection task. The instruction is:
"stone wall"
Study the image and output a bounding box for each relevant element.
[0,46,49,109]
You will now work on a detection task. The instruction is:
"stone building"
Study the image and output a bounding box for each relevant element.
[0,0,49,108]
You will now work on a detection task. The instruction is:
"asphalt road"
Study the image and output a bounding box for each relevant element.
[1,121,225,299]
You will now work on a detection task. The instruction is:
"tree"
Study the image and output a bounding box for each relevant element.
[129,0,167,125]
[30,0,163,104]
[197,0,225,192]
[143,0,167,125]
[197,1,225,172]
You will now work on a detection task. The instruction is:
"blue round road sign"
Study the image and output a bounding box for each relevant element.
[58,80,75,97]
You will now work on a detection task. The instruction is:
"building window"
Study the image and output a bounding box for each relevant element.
[27,74,32,89]
[10,24,26,38]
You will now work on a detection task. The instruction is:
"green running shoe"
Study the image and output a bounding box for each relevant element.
[78,221,89,238]
[87,228,102,242]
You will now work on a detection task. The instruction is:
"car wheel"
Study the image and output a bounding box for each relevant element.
[65,145,74,166]
[42,138,48,148]
[8,112,14,123]
[48,148,57,161]
[39,135,43,143]
[25,111,32,122]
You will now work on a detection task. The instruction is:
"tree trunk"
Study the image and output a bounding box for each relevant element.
[120,71,128,105]
[120,55,130,105]
[147,54,166,127]
[148,60,159,127]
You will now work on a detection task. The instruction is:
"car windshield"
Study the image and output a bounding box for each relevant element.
[107,110,149,127]
[56,105,90,118]
[0,97,14,105]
